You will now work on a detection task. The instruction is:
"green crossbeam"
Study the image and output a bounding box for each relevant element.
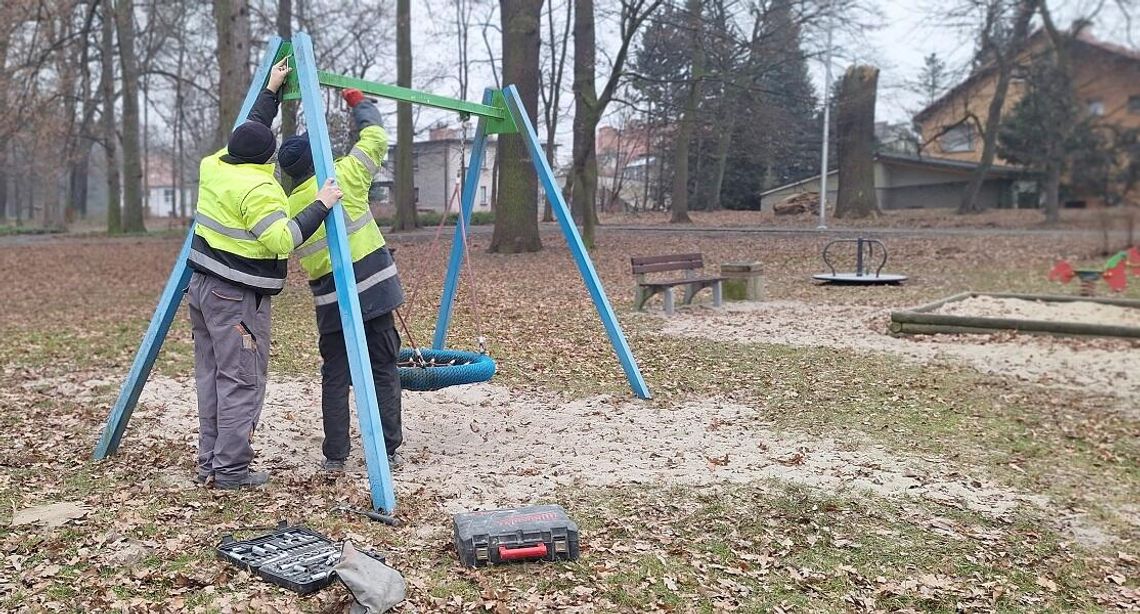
[277,64,516,133]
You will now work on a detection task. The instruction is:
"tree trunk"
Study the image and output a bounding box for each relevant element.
[69,144,92,219]
[569,0,600,247]
[393,0,417,231]
[490,141,500,211]
[708,113,733,211]
[101,0,121,234]
[116,0,145,233]
[670,0,702,224]
[958,0,1034,214]
[213,0,251,147]
[277,0,296,138]
[490,0,543,254]
[0,29,7,220]
[958,72,1010,214]
[1043,163,1061,223]
[569,0,596,237]
[0,150,6,220]
[1037,0,1072,225]
[835,65,879,219]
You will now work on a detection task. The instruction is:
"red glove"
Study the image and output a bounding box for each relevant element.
[342,88,365,108]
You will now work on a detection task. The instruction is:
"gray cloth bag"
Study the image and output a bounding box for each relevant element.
[334,541,406,613]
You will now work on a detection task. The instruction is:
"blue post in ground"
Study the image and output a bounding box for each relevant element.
[433,89,493,350]
[294,33,396,513]
[94,37,286,459]
[500,85,652,400]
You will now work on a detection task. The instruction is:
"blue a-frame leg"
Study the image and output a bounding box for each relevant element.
[432,87,651,400]
[93,37,286,459]
[293,33,396,513]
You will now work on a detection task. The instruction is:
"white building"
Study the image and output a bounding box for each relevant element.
[380,127,497,213]
[144,155,195,218]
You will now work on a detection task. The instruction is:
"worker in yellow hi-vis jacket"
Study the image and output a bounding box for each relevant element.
[277,88,405,474]
[189,58,343,490]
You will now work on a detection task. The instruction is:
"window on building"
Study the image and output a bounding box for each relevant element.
[164,188,174,204]
[414,187,419,203]
[480,186,487,204]
[940,124,974,153]
[412,154,419,171]
[1088,99,1105,116]
[1130,95,1140,114]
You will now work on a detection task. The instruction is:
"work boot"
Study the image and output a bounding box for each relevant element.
[194,472,214,487]
[214,470,270,490]
[322,458,346,474]
[387,453,403,470]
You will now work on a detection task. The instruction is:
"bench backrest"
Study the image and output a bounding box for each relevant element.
[631,253,704,275]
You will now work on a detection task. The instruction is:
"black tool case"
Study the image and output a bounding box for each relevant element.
[453,505,580,567]
[217,522,384,594]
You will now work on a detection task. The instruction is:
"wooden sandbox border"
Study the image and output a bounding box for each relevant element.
[889,292,1140,339]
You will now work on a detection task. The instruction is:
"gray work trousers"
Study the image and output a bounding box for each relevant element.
[187,272,270,482]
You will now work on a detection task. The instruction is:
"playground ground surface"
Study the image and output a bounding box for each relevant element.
[1,210,1138,612]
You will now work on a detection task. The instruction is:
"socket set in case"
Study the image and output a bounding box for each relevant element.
[217,522,384,594]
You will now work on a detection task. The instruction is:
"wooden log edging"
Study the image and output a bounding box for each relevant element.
[888,292,1140,339]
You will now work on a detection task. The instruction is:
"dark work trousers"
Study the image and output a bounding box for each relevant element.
[318,312,403,461]
[187,272,271,482]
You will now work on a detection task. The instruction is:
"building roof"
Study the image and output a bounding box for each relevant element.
[875,152,1029,176]
[759,153,1032,198]
[914,29,1140,124]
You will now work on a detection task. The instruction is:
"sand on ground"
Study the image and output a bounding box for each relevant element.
[655,301,1140,414]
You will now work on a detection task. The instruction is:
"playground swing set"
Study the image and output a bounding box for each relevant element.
[92,33,651,515]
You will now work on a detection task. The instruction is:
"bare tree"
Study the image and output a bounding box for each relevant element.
[539,0,571,223]
[491,0,543,253]
[101,0,122,233]
[116,0,145,232]
[277,0,296,138]
[212,0,251,146]
[670,0,703,224]
[954,0,1036,214]
[479,3,503,211]
[393,0,417,230]
[570,0,662,244]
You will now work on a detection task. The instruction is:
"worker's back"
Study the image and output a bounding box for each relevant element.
[190,149,294,295]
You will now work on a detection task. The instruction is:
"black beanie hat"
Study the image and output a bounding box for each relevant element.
[278,134,314,180]
[227,121,277,164]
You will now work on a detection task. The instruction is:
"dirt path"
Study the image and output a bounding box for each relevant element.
[131,376,1046,521]
[655,301,1140,414]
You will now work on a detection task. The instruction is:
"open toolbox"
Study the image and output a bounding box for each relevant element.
[453,504,580,568]
[217,522,384,594]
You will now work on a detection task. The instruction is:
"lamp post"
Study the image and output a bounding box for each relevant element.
[818,0,835,229]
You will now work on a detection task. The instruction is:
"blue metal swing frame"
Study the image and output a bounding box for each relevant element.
[93,33,650,515]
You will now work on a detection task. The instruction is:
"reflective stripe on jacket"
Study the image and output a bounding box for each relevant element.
[191,148,321,294]
[286,123,404,332]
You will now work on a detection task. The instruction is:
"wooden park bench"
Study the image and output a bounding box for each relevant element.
[631,253,723,315]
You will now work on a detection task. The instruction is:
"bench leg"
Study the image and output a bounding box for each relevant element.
[634,287,646,311]
[662,287,675,315]
[712,281,723,307]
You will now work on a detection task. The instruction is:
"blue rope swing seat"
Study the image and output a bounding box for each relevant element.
[397,348,496,391]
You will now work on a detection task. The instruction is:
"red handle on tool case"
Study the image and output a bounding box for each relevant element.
[497,543,548,561]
